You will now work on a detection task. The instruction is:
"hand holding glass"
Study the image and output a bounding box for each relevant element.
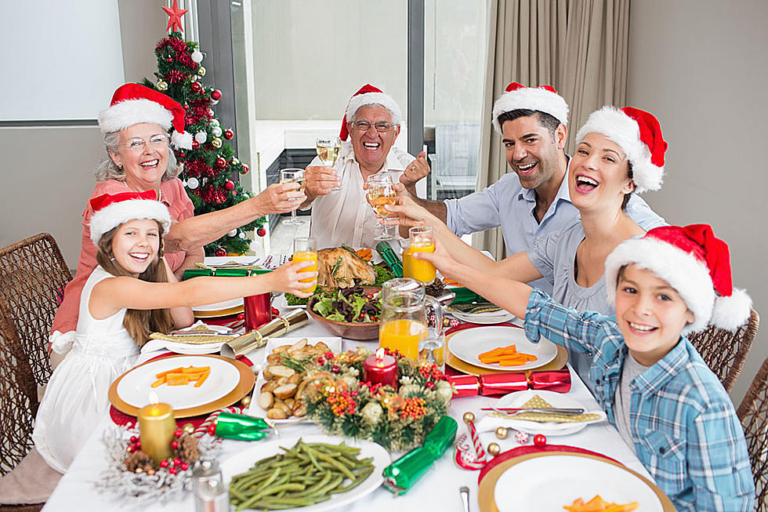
[316,137,342,191]
[280,168,305,225]
[367,173,398,241]
[409,226,436,283]
[292,237,317,294]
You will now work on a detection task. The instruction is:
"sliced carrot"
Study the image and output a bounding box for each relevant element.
[182,366,210,374]
[151,375,167,388]
[166,373,190,386]
[194,370,210,387]
[155,366,185,379]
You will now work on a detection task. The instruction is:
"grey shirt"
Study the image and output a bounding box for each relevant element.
[614,353,649,454]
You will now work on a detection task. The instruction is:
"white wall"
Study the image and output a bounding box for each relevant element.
[628,0,768,403]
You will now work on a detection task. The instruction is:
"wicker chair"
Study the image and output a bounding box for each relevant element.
[0,233,73,390]
[687,309,759,393]
[737,356,768,511]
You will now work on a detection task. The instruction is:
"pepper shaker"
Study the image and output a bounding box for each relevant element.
[193,460,228,512]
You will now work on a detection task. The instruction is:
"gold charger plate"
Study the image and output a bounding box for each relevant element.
[193,304,244,318]
[478,451,674,512]
[108,354,254,419]
[445,328,568,375]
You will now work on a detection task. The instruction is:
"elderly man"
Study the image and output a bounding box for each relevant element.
[402,82,665,293]
[301,84,427,249]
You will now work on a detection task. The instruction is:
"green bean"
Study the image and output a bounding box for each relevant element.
[330,466,374,495]
[313,451,356,481]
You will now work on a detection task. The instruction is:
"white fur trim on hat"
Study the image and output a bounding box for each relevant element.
[575,106,664,194]
[171,130,193,150]
[492,88,569,134]
[90,199,172,244]
[346,92,402,126]
[711,288,752,332]
[98,98,174,134]
[605,237,715,334]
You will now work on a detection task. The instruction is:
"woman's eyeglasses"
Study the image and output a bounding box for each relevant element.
[122,134,169,152]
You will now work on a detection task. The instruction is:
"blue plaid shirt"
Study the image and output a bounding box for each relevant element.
[525,289,754,511]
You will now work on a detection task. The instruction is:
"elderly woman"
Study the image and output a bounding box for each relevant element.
[50,84,305,350]
[390,106,668,389]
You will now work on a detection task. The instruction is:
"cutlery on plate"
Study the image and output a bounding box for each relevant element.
[482,407,585,415]
[460,486,471,512]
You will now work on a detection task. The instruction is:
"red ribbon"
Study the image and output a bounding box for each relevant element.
[447,369,571,398]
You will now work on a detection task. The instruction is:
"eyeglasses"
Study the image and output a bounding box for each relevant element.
[352,121,393,133]
[121,134,169,153]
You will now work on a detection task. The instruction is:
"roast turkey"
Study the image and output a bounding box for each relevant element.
[316,247,377,289]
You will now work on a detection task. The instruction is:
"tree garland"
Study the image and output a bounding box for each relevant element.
[303,348,453,452]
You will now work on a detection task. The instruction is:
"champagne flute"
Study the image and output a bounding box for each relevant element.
[316,137,342,191]
[280,168,306,226]
[367,173,398,241]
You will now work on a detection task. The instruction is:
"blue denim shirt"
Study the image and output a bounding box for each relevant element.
[524,289,755,511]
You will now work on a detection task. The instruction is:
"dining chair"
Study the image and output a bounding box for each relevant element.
[0,233,73,390]
[687,309,759,393]
[737,356,768,511]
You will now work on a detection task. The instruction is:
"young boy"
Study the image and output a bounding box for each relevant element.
[421,224,755,510]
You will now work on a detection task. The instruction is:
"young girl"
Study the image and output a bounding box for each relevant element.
[33,191,316,473]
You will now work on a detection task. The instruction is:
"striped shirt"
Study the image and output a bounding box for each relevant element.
[524,289,755,511]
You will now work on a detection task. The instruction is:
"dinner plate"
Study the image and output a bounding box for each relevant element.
[448,325,557,371]
[220,434,390,512]
[115,355,240,410]
[494,453,665,512]
[488,390,605,436]
[192,297,244,318]
[140,338,226,355]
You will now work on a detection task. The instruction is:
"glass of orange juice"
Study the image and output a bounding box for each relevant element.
[401,244,414,279]
[408,226,436,283]
[292,236,317,293]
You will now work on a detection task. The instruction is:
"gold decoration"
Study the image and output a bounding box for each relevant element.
[157,80,168,91]
[487,442,501,456]
[495,426,508,439]
[231,157,240,165]
[198,66,206,77]
[241,394,252,408]
[212,137,222,148]
[182,423,195,435]
[462,411,475,424]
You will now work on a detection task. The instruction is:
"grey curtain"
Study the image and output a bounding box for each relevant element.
[473,0,630,257]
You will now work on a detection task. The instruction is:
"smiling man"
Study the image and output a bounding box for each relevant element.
[302,84,426,249]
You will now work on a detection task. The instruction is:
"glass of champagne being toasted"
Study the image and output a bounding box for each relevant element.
[292,236,317,294]
[316,137,342,192]
[367,173,398,241]
[280,168,306,225]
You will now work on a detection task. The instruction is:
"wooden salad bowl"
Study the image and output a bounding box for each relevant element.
[306,286,380,341]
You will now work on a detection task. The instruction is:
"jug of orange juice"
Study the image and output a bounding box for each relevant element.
[379,278,443,366]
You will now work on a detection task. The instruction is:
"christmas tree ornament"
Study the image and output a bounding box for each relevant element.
[224,129,234,140]
[157,80,168,91]
[211,126,222,137]
[208,108,215,116]
[231,156,239,165]
[211,89,222,101]
[186,177,199,189]
[495,426,508,439]
[238,232,246,239]
[191,49,203,63]
[198,66,206,77]
[191,81,202,94]
[194,131,207,144]
[211,119,220,127]
[487,443,501,456]
[462,412,475,424]
[182,423,195,435]
[190,74,198,83]
[224,180,235,190]
[211,137,222,148]
[228,229,237,237]
[184,103,190,110]
[216,157,227,168]
[215,247,226,257]
[191,140,200,150]
[514,430,529,444]
[241,163,249,175]
[166,56,173,63]
[257,227,266,237]
[178,151,186,159]
[162,0,188,33]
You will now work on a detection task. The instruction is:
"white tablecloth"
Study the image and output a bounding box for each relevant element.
[43,300,651,512]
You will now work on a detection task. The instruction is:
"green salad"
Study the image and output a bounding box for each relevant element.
[310,285,381,323]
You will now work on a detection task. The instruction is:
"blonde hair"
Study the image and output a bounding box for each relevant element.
[95,221,174,346]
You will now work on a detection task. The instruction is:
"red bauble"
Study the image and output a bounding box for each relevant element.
[191,81,202,93]
[533,434,547,447]
[224,129,234,140]
[192,140,200,150]
[241,164,249,175]
[215,247,226,257]
[184,103,190,110]
[211,89,222,101]
[178,151,186,159]
[237,313,245,321]
[207,423,217,436]
[257,227,266,237]
[166,57,173,62]
[224,180,235,191]
[216,157,227,168]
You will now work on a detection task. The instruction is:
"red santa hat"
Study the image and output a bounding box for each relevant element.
[89,190,172,244]
[339,84,403,141]
[492,82,569,134]
[605,225,751,334]
[576,106,667,194]
[98,83,193,150]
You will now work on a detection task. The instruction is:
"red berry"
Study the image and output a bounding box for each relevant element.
[169,467,178,475]
[129,436,138,443]
[351,390,359,397]
[171,440,179,450]
[331,365,340,374]
[207,423,217,436]
[237,313,245,321]
[271,307,279,316]
[175,429,183,438]
[317,358,325,365]
[126,445,135,453]
[160,459,170,468]
[426,381,435,390]
[135,441,141,449]
[533,434,547,447]
[180,462,190,471]
[173,457,182,466]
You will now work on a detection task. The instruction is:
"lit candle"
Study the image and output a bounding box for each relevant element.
[363,348,398,389]
[138,402,176,464]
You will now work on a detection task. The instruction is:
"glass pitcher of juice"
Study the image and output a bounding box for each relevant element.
[379,278,443,362]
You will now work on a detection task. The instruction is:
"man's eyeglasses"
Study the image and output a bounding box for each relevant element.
[352,121,393,133]
[121,134,169,152]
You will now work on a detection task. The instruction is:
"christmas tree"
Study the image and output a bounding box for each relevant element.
[141,3,265,256]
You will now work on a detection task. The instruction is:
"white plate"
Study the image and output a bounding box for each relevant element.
[192,297,244,313]
[116,355,241,409]
[494,454,663,512]
[140,339,226,355]
[448,309,517,325]
[492,390,606,436]
[221,434,390,512]
[448,325,557,371]
[246,337,342,422]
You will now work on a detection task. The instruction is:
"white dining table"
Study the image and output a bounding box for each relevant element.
[42,281,653,512]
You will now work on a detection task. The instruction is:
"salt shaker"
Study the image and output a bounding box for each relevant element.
[193,460,228,512]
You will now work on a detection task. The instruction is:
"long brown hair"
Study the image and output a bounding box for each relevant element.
[96,221,175,346]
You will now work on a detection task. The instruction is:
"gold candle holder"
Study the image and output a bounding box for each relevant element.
[138,402,176,463]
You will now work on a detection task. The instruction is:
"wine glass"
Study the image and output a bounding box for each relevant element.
[280,168,305,226]
[366,173,398,241]
[316,137,342,191]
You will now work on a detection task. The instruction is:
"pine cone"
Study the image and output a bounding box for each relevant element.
[125,450,154,472]
[176,434,200,463]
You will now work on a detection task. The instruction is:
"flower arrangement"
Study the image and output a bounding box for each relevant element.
[302,347,453,452]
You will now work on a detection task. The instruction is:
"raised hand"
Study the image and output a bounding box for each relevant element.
[400,151,430,190]
[250,182,306,214]
[383,193,436,228]
[304,165,340,199]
